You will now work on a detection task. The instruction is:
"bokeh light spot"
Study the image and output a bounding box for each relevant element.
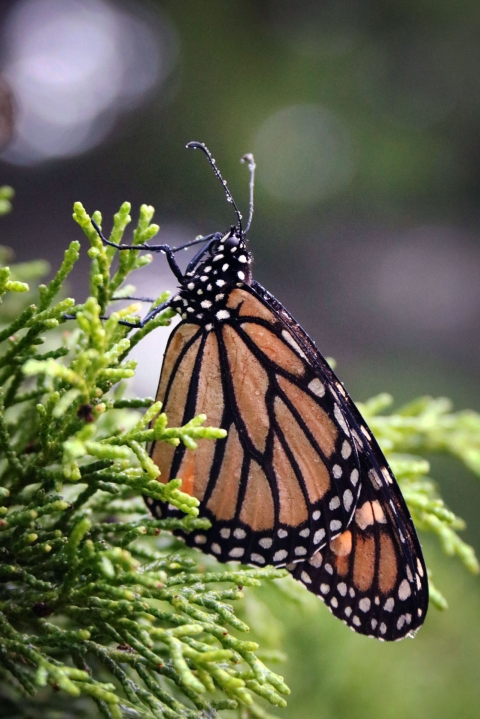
[1,0,178,165]
[253,104,353,204]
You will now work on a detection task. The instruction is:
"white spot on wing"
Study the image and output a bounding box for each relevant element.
[216,310,230,320]
[359,598,371,612]
[384,598,394,612]
[329,497,340,510]
[368,469,381,490]
[398,579,412,600]
[308,378,325,397]
[381,466,393,484]
[341,440,352,459]
[372,500,387,523]
[234,528,246,539]
[273,549,288,562]
[313,528,325,544]
[250,553,265,565]
[229,547,245,558]
[281,330,307,358]
[309,552,323,568]
[259,537,273,549]
[300,571,312,584]
[355,503,374,530]
[361,426,371,440]
[334,404,349,434]
[343,489,353,512]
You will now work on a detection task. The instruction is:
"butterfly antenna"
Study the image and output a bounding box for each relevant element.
[241,153,256,234]
[186,141,243,233]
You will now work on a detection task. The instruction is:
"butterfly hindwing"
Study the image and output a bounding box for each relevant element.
[289,449,428,640]
[149,286,363,567]
[239,282,429,638]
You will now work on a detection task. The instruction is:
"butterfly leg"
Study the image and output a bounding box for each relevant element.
[90,219,182,282]
[64,297,176,328]
[91,220,221,284]
[111,296,156,303]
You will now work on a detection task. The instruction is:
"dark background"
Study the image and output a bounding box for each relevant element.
[1,2,479,717]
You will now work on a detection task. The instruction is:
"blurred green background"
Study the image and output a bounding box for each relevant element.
[1,1,480,717]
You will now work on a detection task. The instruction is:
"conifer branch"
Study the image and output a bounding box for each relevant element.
[0,202,478,717]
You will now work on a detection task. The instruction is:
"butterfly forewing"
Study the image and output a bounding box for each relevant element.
[149,286,362,568]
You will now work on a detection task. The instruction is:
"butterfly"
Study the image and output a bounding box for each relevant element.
[99,142,428,641]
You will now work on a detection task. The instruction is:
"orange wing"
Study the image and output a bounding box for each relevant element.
[148,287,362,568]
[289,450,428,640]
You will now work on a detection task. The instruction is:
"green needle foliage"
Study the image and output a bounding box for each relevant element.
[0,200,478,718]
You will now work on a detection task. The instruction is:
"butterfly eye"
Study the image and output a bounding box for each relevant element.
[222,234,241,252]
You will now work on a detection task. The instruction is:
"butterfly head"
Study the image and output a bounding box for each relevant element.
[173,226,252,323]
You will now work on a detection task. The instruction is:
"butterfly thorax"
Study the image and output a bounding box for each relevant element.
[171,229,253,324]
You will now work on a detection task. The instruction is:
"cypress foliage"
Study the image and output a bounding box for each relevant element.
[0,198,478,717]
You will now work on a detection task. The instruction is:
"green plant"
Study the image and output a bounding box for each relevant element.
[0,200,478,718]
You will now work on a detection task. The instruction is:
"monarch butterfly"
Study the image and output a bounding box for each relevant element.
[97,142,428,641]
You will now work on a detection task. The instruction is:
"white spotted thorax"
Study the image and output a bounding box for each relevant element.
[172,229,252,324]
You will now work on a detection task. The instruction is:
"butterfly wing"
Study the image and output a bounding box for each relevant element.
[148,285,363,567]
[148,282,428,637]
[289,449,428,640]
[252,282,429,638]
